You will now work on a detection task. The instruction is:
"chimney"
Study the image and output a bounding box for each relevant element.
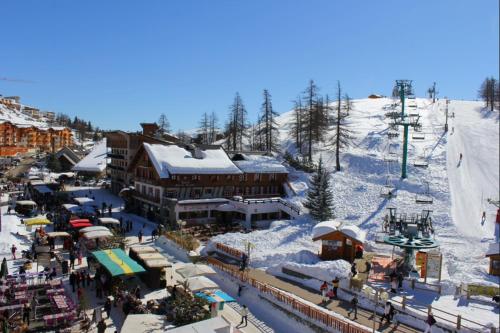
[140,123,159,137]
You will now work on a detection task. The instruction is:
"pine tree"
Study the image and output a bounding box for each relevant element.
[304,156,334,221]
[330,81,354,171]
[258,89,280,153]
[158,113,171,135]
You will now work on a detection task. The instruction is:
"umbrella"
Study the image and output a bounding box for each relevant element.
[176,263,217,279]
[25,216,52,226]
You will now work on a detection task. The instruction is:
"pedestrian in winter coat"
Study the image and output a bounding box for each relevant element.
[138,231,143,243]
[69,251,75,269]
[397,272,404,289]
[239,305,249,327]
[390,278,398,293]
[424,312,437,333]
[380,302,393,323]
[104,298,112,318]
[331,277,340,297]
[69,272,77,292]
[97,318,106,333]
[11,245,17,260]
[320,281,328,303]
[22,303,31,325]
[347,295,358,319]
[351,263,357,277]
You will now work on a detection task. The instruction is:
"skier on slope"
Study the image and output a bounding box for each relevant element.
[495,208,500,243]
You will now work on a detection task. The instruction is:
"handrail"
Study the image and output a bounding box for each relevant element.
[207,257,371,333]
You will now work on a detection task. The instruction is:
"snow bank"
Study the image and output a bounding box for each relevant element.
[206,219,320,268]
[267,260,351,282]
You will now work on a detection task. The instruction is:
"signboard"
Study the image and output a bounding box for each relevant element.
[416,251,427,278]
[426,252,442,280]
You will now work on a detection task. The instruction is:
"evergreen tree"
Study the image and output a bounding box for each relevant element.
[330,81,354,171]
[304,156,334,221]
[257,89,280,153]
[46,153,62,172]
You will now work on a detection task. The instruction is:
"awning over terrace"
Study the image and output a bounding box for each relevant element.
[92,249,145,277]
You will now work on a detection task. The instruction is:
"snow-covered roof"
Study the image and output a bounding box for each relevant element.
[339,224,366,243]
[312,220,366,243]
[312,220,341,239]
[486,243,500,257]
[72,139,108,172]
[232,153,288,174]
[143,143,242,178]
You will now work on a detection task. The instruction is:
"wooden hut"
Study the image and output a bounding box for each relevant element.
[485,243,500,276]
[312,221,366,262]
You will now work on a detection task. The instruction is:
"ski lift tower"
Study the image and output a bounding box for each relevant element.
[394,79,421,179]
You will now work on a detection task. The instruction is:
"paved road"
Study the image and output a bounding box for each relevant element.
[5,157,34,179]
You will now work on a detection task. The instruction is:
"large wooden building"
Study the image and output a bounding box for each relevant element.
[125,143,290,225]
[0,121,72,156]
[105,123,178,194]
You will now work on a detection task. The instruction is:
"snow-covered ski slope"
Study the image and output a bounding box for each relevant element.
[277,97,499,285]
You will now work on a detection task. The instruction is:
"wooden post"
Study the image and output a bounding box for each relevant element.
[490,327,496,333]
[456,315,461,330]
[427,305,432,315]
[402,296,406,310]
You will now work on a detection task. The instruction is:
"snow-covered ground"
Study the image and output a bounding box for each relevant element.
[211,97,499,328]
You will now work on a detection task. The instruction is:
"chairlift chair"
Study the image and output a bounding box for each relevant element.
[380,177,396,199]
[416,182,433,204]
[414,149,429,168]
[412,132,425,140]
[388,130,399,139]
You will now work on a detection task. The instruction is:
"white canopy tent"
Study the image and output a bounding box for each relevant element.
[176,263,216,279]
[80,226,109,233]
[183,276,218,292]
[98,217,120,225]
[74,197,95,205]
[82,230,113,239]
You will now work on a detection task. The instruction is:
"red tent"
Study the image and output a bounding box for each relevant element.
[69,219,93,228]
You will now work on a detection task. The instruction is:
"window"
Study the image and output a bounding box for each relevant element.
[155,188,160,199]
[254,174,260,181]
[148,187,153,196]
[171,175,176,180]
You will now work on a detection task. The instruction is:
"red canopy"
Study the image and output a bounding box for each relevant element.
[69,220,92,228]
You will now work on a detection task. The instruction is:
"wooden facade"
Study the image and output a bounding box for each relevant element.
[0,121,72,156]
[486,251,500,276]
[128,144,287,204]
[312,230,363,263]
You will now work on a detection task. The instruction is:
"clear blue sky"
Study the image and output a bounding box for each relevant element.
[1,0,498,132]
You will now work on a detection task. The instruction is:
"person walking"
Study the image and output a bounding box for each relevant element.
[495,208,500,242]
[390,277,398,293]
[347,295,358,319]
[69,250,76,270]
[97,318,107,333]
[138,230,143,243]
[380,301,393,324]
[351,262,357,277]
[104,298,112,318]
[239,305,249,327]
[424,312,437,333]
[397,271,404,290]
[22,303,31,325]
[331,277,340,297]
[69,272,76,292]
[11,245,17,260]
[320,281,328,303]
[77,250,83,266]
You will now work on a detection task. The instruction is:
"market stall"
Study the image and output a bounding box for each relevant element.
[129,246,170,289]
[15,200,38,216]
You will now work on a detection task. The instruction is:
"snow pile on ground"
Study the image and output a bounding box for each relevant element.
[207,219,320,268]
[267,260,351,281]
[73,139,108,172]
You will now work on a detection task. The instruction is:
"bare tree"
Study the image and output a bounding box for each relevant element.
[198,112,210,144]
[258,89,280,153]
[330,81,354,171]
[479,77,499,111]
[225,93,248,151]
[158,113,171,135]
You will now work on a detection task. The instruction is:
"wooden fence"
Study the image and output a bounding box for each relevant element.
[207,257,371,333]
[215,242,245,260]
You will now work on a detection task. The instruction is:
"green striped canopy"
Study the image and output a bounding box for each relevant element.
[92,248,145,277]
